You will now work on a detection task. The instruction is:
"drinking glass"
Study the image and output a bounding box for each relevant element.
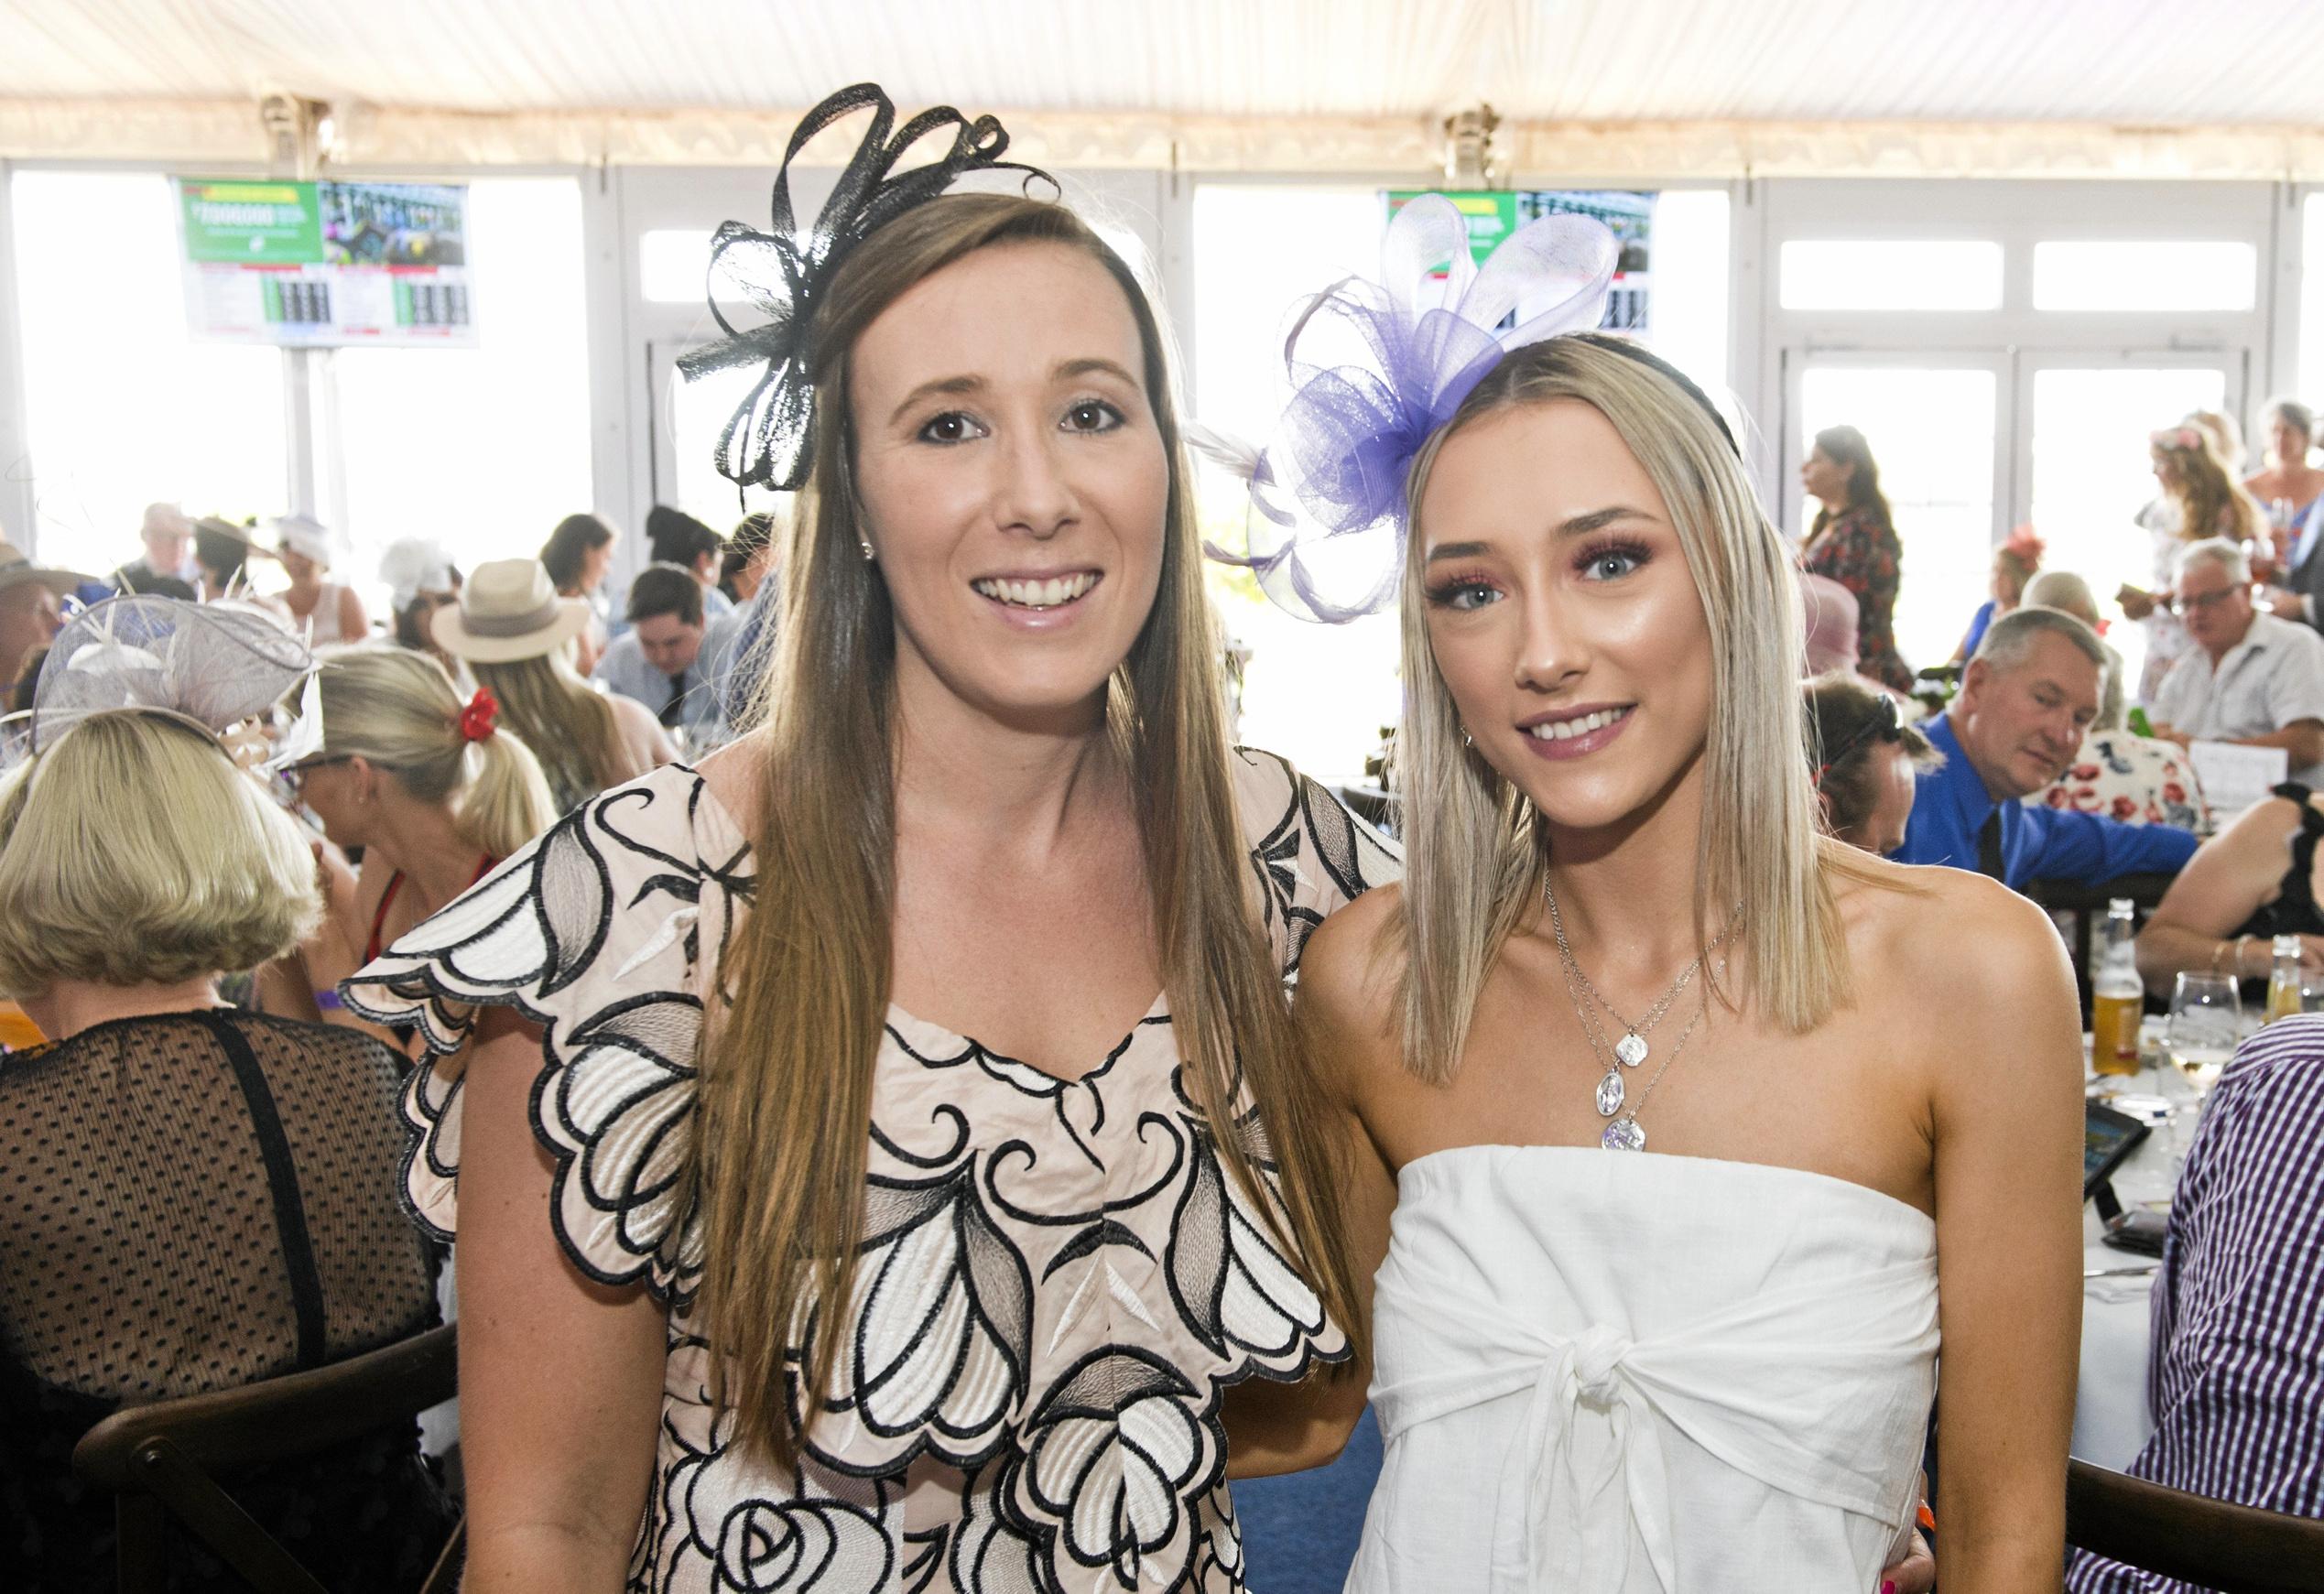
[2166,971,2240,1094]
[2165,971,2241,1160]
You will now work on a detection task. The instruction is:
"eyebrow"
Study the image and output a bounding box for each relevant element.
[885,358,1142,429]
[1423,505,1657,564]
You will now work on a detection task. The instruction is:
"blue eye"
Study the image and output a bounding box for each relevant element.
[1425,578,1500,612]
[1577,541,1649,582]
[918,411,987,445]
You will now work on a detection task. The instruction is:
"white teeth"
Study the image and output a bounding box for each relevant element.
[973,573,1098,609]
[1526,707,1630,742]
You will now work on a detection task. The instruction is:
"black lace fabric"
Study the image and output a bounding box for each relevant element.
[0,1009,454,1591]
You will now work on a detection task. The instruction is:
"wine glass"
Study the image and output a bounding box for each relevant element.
[2165,971,2241,1159]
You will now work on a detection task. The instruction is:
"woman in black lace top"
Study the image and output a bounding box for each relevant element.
[0,709,453,1592]
[2137,783,2324,994]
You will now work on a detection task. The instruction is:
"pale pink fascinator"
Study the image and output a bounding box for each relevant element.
[1798,572,1861,678]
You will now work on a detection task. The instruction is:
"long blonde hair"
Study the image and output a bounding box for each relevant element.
[701,193,1363,1466]
[1395,335,1856,1081]
[315,645,555,860]
[472,648,641,811]
[2156,426,2262,545]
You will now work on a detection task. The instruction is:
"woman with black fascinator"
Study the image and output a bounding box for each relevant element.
[346,85,1395,1592]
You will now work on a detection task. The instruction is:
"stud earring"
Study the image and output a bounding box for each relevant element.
[858,537,875,562]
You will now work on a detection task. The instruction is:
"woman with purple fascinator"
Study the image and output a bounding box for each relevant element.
[340,83,1401,1594]
[1212,197,2070,1591]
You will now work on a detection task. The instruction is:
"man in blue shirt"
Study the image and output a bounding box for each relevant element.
[592,562,739,738]
[1892,605,2199,888]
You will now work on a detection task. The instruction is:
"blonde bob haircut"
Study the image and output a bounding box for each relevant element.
[0,711,320,997]
[1395,334,1861,1082]
[313,644,555,861]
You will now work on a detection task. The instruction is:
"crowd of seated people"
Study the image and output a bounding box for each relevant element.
[0,604,455,1589]
[1794,396,2324,1589]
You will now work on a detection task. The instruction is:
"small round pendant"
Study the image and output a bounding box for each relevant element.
[1594,1068,1625,1117]
[1614,1032,1648,1068]
[1601,1116,1646,1152]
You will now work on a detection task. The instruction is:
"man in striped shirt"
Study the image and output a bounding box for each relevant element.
[2067,1016,2324,1590]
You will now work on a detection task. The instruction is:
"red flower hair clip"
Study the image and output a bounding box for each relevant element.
[457,686,499,743]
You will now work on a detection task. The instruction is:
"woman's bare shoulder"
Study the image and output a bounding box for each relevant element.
[1830,851,2069,1015]
[1297,884,1406,1063]
[694,732,768,830]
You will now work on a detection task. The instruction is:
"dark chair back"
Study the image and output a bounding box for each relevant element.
[71,1322,462,1594]
[2069,1458,2324,1593]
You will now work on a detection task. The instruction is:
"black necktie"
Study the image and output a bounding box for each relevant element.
[660,668,689,729]
[1975,808,2006,882]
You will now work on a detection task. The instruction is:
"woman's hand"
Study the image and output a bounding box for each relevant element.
[1877,1528,1935,1594]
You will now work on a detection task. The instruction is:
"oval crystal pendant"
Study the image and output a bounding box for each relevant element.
[1595,1068,1625,1117]
[1601,1116,1646,1152]
[1614,1032,1648,1068]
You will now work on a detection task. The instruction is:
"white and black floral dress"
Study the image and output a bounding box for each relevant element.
[344,748,1397,1594]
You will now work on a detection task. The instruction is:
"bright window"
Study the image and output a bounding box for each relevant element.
[1797,365,1999,673]
[10,169,289,575]
[1191,184,1405,785]
[2025,364,2229,697]
[640,228,716,304]
[330,178,592,617]
[1778,241,2004,311]
[2031,241,2257,312]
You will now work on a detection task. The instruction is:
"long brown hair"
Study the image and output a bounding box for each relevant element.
[471,649,641,811]
[699,193,1363,1466]
[1809,424,1895,540]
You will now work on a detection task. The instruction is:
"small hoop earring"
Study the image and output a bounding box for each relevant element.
[858,537,875,562]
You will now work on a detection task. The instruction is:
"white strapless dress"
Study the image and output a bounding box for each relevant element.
[1347,1146,1938,1594]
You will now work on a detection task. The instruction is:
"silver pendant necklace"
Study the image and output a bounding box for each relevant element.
[1544,881,1741,1149]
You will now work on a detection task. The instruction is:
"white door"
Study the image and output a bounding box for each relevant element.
[1779,349,2010,674]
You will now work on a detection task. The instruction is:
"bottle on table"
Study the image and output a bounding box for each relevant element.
[2092,897,2145,1077]
[2266,934,2306,1024]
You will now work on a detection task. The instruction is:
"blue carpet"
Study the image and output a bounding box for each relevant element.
[1233,1405,1383,1594]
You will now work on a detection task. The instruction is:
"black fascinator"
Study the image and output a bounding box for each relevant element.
[678,83,1054,493]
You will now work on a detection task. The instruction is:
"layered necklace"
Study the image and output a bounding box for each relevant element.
[1544,881,1741,1152]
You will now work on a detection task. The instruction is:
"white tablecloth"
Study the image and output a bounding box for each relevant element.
[2071,1056,2198,1469]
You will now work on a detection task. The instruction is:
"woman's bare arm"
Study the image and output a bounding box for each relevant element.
[1922,879,2085,1590]
[2137,795,2312,994]
[456,1005,668,1591]
[1222,896,1401,1479]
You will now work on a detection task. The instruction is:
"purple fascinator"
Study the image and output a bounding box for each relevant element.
[1201,194,1618,623]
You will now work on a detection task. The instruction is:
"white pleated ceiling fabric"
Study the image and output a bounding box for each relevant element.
[8,0,2324,123]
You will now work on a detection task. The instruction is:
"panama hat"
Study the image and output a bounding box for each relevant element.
[0,539,92,599]
[430,558,592,663]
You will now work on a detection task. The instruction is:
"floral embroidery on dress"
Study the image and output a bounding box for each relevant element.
[346,750,1399,1594]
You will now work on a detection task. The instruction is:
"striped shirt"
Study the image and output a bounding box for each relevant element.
[2067,1016,2324,1591]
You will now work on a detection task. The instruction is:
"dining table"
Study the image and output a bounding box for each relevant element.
[2072,1029,2203,1469]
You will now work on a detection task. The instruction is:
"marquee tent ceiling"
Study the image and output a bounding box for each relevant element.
[6,0,2324,174]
